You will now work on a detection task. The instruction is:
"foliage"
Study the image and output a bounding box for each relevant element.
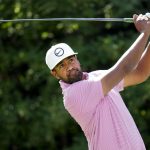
[0,0,150,149]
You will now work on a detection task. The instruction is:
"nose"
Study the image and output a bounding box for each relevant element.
[67,64,73,71]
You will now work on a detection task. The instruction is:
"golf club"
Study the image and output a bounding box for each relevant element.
[0,13,149,23]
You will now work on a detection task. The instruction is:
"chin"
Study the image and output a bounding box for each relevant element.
[68,72,83,84]
[69,78,82,84]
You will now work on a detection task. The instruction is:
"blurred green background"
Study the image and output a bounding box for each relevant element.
[0,0,150,149]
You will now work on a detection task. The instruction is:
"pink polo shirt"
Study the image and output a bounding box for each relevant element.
[59,70,146,150]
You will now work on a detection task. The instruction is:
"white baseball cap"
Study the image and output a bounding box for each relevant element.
[45,43,78,70]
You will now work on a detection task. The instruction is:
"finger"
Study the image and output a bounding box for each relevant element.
[146,13,150,19]
[136,14,143,21]
[133,14,138,21]
[136,14,148,23]
[141,15,148,21]
[133,14,138,23]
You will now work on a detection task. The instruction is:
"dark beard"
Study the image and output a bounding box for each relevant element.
[67,68,83,84]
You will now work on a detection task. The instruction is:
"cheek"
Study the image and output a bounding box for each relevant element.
[76,61,81,69]
[58,70,67,79]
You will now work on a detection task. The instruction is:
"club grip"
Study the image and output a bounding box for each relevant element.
[123,18,133,23]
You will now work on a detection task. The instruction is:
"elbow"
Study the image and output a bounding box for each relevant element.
[136,71,149,84]
[136,67,150,83]
[140,73,149,83]
[122,64,134,75]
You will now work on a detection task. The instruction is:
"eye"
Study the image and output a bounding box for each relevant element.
[58,63,64,69]
[69,57,74,63]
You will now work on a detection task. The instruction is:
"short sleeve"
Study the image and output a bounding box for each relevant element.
[65,79,104,113]
[63,79,104,129]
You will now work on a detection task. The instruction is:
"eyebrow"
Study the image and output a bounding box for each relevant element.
[55,55,75,68]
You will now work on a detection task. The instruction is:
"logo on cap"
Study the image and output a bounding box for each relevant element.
[54,48,64,57]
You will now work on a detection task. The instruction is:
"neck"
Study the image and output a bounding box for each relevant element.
[82,73,87,80]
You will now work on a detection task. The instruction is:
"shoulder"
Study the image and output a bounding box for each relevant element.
[88,70,107,78]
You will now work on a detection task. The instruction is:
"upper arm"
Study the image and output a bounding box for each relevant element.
[101,65,146,95]
[66,80,104,113]
[101,65,127,95]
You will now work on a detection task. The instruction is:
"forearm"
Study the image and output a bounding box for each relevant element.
[101,14,150,95]
[136,42,150,79]
[114,32,149,74]
[101,32,149,95]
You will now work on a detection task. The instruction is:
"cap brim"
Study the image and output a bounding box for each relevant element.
[52,53,78,70]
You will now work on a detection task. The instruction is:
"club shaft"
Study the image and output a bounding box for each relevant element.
[0,18,133,23]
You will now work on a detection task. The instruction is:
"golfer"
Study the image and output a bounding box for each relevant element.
[45,14,150,150]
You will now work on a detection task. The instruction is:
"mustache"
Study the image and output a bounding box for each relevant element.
[67,68,79,76]
[66,68,83,84]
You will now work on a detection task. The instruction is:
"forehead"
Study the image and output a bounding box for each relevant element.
[55,55,76,67]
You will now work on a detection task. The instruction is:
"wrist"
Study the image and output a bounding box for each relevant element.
[141,31,150,38]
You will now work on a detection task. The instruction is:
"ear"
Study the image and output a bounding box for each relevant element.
[51,70,60,79]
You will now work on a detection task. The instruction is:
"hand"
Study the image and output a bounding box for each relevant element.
[133,14,150,35]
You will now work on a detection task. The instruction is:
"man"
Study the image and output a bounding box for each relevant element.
[45,14,150,150]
